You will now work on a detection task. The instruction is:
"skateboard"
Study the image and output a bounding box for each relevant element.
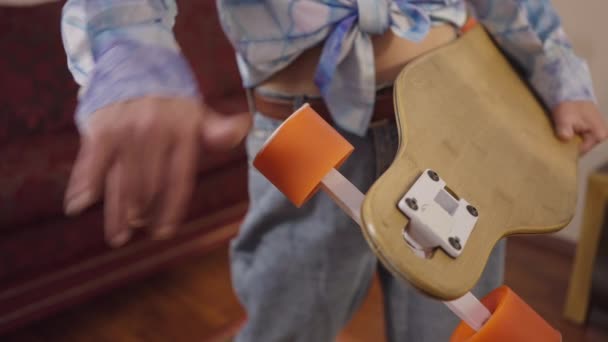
[361,24,578,301]
[252,23,575,341]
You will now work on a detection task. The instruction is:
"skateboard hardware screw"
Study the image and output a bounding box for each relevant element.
[467,205,478,217]
[427,170,439,182]
[449,237,462,250]
[406,198,418,211]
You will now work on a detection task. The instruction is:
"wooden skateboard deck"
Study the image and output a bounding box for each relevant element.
[360,25,579,300]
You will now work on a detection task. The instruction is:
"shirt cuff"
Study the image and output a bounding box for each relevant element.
[75,39,200,131]
[529,46,597,110]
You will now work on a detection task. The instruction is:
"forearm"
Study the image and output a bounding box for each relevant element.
[469,0,596,109]
[61,0,200,130]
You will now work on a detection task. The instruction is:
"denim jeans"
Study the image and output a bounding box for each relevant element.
[230,104,506,342]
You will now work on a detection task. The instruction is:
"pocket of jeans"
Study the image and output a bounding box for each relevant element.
[246,112,282,162]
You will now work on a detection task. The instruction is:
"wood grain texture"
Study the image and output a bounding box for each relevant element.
[5,237,608,342]
[564,172,608,324]
[361,25,579,300]
[3,245,246,342]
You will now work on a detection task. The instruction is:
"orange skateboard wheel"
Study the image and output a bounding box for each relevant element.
[253,104,354,207]
[450,286,561,342]
[460,17,478,34]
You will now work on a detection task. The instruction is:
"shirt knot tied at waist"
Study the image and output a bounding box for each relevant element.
[357,0,390,35]
[312,0,433,135]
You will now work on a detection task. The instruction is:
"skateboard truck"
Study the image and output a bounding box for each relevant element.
[253,104,562,341]
[398,169,478,258]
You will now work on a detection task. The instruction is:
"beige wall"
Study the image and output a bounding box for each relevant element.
[552,0,608,242]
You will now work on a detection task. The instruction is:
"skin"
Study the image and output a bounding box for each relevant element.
[64,97,251,246]
[553,101,608,154]
[63,97,607,247]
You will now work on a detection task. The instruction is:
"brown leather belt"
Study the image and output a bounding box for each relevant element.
[252,86,396,124]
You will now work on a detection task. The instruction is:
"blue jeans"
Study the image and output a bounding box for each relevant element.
[231,106,505,342]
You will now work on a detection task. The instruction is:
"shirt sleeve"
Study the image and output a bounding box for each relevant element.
[61,0,200,130]
[468,0,596,110]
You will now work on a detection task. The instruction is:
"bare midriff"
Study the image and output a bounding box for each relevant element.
[257,24,457,96]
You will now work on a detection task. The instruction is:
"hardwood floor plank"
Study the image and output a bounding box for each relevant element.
[4,236,607,341]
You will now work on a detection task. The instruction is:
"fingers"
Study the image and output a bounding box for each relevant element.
[200,109,252,152]
[131,134,168,227]
[576,106,607,154]
[123,120,169,228]
[65,133,117,216]
[580,131,599,155]
[123,137,148,228]
[152,130,199,239]
[65,98,238,247]
[104,161,131,247]
[587,108,608,142]
[554,116,575,141]
[552,102,608,155]
[552,102,579,141]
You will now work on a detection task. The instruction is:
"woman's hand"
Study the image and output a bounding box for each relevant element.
[552,101,608,154]
[64,97,251,247]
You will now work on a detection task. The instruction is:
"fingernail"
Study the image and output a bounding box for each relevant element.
[153,225,174,240]
[65,190,93,216]
[109,231,131,247]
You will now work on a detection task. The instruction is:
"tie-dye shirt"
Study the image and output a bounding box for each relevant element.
[62,0,596,136]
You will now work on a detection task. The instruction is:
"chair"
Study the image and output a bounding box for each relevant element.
[564,161,608,324]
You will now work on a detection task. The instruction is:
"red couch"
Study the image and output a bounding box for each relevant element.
[0,1,248,334]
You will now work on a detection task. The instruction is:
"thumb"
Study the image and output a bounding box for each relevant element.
[556,124,575,141]
[553,111,576,141]
[200,108,252,152]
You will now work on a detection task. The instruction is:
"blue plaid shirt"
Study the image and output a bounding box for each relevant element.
[62,0,596,136]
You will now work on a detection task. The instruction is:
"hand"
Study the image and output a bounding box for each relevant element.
[552,101,608,154]
[64,97,251,247]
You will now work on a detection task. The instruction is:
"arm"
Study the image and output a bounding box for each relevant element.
[468,0,594,108]
[469,0,607,153]
[61,1,251,246]
[61,0,199,130]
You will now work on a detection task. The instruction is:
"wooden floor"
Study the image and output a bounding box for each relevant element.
[5,236,608,341]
